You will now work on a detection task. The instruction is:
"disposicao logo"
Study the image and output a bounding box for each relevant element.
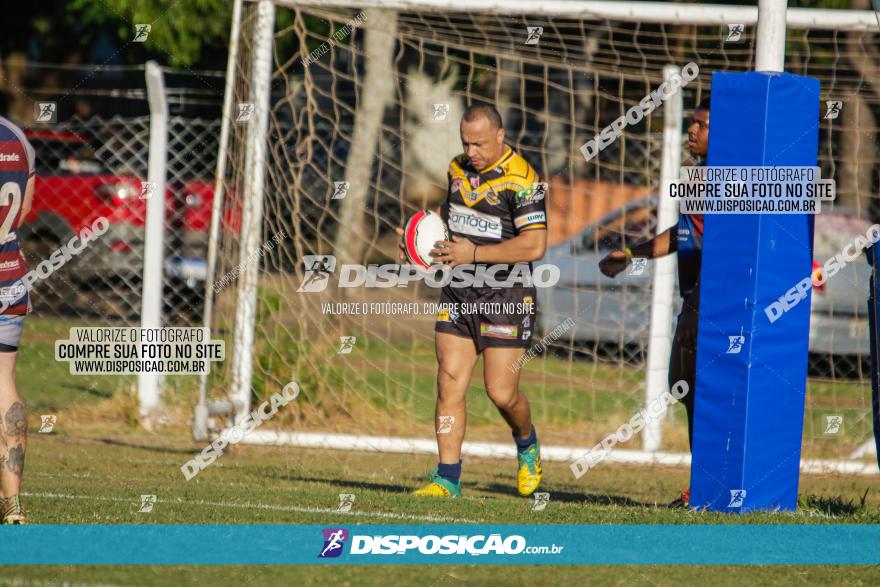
[319,528,349,558]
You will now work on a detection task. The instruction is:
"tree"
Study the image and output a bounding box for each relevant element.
[71,0,233,68]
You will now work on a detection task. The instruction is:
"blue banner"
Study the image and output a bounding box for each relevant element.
[0,525,877,565]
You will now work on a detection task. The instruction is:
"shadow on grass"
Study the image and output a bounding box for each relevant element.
[266,471,413,495]
[28,384,114,410]
[266,469,661,508]
[95,437,196,456]
[264,471,656,509]
[800,490,870,517]
[61,383,113,399]
[476,481,656,507]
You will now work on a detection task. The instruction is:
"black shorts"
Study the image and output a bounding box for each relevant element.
[668,299,699,449]
[434,285,536,352]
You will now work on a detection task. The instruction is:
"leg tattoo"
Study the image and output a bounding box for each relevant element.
[5,402,26,438]
[6,444,23,478]
[0,402,27,488]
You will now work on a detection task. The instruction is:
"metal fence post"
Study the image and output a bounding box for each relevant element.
[139,61,168,425]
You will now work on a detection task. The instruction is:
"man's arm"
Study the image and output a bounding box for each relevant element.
[432,164,547,266]
[431,229,546,267]
[598,226,677,278]
[630,227,676,258]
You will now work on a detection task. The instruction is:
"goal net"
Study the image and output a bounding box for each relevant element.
[206,0,880,472]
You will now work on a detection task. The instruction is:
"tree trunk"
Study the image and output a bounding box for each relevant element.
[332,9,397,271]
[840,0,879,217]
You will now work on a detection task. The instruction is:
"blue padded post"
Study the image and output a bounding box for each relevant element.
[690,71,819,512]
[866,246,880,472]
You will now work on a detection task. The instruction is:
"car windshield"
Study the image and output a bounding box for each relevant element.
[814,213,873,261]
[576,203,657,254]
[31,138,108,176]
[574,207,867,260]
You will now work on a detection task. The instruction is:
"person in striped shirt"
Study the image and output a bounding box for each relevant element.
[0,110,36,524]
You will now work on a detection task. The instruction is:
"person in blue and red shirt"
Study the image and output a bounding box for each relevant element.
[0,109,36,524]
[599,97,710,508]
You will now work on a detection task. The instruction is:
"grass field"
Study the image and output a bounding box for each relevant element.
[4,564,880,587]
[19,314,874,457]
[4,316,878,584]
[3,427,879,585]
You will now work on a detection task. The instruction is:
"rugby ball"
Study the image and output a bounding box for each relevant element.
[403,210,449,269]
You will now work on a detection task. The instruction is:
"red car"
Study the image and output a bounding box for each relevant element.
[20,128,229,314]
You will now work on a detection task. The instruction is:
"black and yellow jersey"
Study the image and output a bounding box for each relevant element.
[441,145,547,247]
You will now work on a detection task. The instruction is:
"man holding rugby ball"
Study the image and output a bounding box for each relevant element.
[396,104,548,497]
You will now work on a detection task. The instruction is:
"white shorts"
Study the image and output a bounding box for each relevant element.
[0,315,25,352]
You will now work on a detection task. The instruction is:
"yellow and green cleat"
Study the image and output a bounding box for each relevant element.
[516,442,543,497]
[413,469,462,497]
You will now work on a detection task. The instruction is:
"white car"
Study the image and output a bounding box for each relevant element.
[537,197,872,364]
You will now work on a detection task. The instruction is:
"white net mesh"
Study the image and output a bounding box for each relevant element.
[3,61,226,421]
[211,2,880,463]
[20,114,221,323]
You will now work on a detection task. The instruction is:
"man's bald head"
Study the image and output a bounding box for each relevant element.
[461,104,503,130]
[460,104,505,171]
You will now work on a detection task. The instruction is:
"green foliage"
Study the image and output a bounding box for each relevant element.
[790,0,852,8]
[69,0,299,68]
[71,0,233,67]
